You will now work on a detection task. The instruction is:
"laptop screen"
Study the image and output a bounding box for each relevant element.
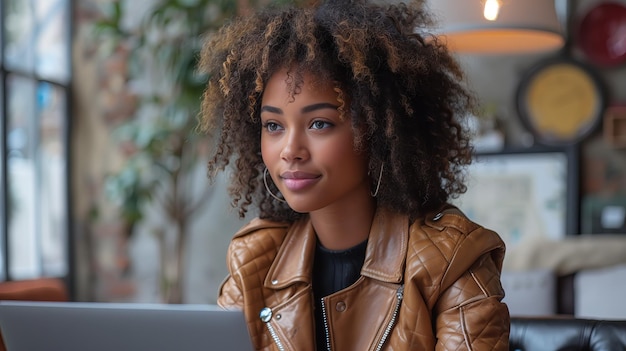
[0,301,253,351]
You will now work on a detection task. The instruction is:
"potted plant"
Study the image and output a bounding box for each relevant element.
[95,0,243,303]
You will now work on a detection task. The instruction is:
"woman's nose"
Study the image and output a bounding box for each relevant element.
[280,131,309,162]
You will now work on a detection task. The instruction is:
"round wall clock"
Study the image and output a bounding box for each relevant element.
[516,56,607,146]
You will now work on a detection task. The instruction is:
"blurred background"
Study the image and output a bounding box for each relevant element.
[1,0,626,319]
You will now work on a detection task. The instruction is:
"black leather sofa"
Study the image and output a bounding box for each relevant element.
[510,317,626,351]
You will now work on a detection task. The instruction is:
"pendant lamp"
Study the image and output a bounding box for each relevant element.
[425,0,565,54]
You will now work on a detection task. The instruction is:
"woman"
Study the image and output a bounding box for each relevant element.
[198,0,510,350]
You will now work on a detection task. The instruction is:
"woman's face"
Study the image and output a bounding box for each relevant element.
[260,68,370,214]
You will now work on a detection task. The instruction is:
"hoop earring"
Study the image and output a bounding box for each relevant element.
[264,167,287,203]
[371,163,384,197]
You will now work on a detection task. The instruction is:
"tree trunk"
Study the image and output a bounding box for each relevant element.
[165,218,186,304]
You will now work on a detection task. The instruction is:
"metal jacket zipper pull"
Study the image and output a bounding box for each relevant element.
[260,307,286,351]
[375,285,404,351]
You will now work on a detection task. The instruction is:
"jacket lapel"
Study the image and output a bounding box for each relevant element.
[264,216,317,289]
[361,207,409,283]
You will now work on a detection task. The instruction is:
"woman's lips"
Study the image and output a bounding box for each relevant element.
[280,171,320,191]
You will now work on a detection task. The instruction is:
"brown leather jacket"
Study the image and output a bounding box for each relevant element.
[218,206,510,350]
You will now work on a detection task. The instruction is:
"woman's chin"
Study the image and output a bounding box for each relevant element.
[282,197,318,214]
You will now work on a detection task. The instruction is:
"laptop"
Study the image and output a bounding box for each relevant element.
[0,301,254,351]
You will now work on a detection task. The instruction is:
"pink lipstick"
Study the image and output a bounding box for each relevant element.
[280,171,320,191]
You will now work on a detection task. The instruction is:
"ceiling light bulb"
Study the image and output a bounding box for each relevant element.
[484,0,501,21]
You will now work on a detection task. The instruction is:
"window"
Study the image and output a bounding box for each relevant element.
[1,0,72,283]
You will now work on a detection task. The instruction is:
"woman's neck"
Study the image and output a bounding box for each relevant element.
[309,194,376,251]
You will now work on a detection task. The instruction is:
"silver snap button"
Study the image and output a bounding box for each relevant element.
[271,279,279,285]
[432,212,443,221]
[335,301,346,312]
[260,307,273,322]
[275,314,282,320]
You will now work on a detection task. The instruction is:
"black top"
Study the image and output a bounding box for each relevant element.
[312,239,368,350]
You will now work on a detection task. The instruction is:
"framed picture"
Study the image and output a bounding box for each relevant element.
[580,134,626,234]
[452,147,578,249]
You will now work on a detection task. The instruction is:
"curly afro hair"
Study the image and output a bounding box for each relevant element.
[198,0,475,222]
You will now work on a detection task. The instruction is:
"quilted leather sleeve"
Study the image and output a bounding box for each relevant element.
[216,218,288,310]
[218,273,245,310]
[434,250,510,350]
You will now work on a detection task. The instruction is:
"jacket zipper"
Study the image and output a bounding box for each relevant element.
[321,298,332,351]
[260,307,286,351]
[321,284,404,351]
[375,285,404,351]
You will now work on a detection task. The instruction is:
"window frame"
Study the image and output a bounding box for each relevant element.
[0,0,74,297]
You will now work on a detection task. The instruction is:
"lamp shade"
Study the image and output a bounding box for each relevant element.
[426,0,565,54]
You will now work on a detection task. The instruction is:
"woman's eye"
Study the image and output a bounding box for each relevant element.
[263,122,282,132]
[311,120,332,130]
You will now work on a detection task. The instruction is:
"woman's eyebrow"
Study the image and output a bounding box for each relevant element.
[301,102,339,114]
[260,106,283,114]
[261,102,339,115]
